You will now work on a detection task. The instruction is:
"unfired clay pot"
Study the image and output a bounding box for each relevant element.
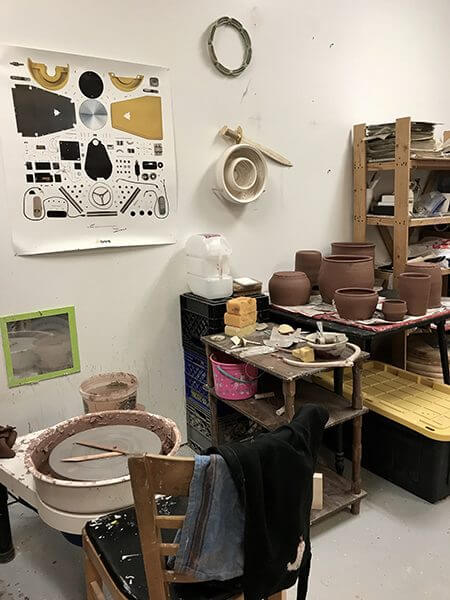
[295,250,322,287]
[334,288,378,320]
[331,242,376,261]
[398,272,431,316]
[269,271,311,306]
[404,262,442,308]
[382,299,407,322]
[318,255,374,304]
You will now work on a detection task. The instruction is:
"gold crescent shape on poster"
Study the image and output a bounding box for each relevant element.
[108,72,144,92]
[27,58,69,90]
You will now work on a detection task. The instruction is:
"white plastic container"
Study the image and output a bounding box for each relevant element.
[185,234,233,299]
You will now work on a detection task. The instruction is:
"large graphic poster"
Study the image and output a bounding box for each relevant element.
[0,46,177,254]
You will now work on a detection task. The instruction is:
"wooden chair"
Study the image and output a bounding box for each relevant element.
[83,454,287,600]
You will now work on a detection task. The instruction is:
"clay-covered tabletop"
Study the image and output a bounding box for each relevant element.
[202,323,368,382]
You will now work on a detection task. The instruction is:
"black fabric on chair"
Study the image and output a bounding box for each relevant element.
[85,497,242,600]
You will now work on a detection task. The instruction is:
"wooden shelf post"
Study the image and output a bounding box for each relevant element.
[353,123,367,241]
[393,117,411,281]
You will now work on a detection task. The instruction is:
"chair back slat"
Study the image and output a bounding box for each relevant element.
[128,454,196,600]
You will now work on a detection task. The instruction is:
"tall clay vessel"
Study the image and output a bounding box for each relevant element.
[398,272,431,316]
[405,262,442,308]
[295,250,322,286]
[269,271,311,306]
[318,255,374,304]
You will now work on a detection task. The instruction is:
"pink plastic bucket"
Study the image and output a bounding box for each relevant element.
[210,352,258,400]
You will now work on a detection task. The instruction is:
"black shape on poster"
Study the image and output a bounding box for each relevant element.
[11,85,76,137]
[59,141,80,161]
[79,71,104,99]
[85,139,113,181]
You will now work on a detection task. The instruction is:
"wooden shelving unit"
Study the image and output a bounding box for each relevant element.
[202,328,369,525]
[353,117,450,281]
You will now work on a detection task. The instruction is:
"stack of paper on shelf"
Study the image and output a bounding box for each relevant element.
[365,122,442,161]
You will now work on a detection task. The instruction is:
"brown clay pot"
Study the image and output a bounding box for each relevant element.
[334,288,378,320]
[398,272,431,316]
[331,242,376,261]
[404,263,442,308]
[382,299,407,322]
[269,271,311,306]
[295,250,322,287]
[318,255,374,304]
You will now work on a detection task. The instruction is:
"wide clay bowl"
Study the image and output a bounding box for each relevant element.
[398,272,431,316]
[331,242,375,260]
[269,271,311,306]
[295,250,322,286]
[334,288,378,320]
[318,255,374,304]
[405,262,442,308]
[305,332,348,357]
[382,299,407,322]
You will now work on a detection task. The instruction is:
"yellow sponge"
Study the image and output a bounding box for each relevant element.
[224,311,257,328]
[292,346,315,362]
[224,323,257,337]
[226,297,257,316]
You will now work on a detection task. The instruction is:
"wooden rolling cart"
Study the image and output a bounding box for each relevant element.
[353,116,450,282]
[202,328,368,525]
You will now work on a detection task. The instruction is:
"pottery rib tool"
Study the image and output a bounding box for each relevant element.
[75,441,129,455]
[219,125,293,167]
[61,451,122,462]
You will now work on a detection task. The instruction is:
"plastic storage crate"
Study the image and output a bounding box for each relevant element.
[180,292,270,347]
[186,398,251,442]
[314,361,450,502]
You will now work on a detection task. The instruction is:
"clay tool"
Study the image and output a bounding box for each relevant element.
[219,125,293,167]
[75,441,129,455]
[61,451,122,462]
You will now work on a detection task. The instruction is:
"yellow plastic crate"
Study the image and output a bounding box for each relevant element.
[313,361,450,442]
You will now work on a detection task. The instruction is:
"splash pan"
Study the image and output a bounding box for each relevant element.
[25,410,181,514]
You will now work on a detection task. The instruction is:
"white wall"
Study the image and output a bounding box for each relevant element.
[1,0,450,435]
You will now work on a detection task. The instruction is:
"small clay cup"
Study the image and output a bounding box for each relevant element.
[331,242,376,261]
[334,288,379,320]
[398,272,431,316]
[405,262,442,308]
[382,299,407,322]
[269,271,311,306]
[295,250,322,287]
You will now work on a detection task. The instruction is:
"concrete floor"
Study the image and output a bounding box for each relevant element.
[1,469,449,600]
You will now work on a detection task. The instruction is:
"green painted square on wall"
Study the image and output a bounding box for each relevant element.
[0,306,80,388]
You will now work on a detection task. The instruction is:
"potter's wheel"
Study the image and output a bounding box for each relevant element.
[48,425,161,482]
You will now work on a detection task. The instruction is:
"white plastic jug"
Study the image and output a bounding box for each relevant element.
[185,234,233,299]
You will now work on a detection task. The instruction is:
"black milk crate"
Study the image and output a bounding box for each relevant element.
[180,292,270,347]
[183,345,207,382]
[186,398,251,443]
[187,425,211,453]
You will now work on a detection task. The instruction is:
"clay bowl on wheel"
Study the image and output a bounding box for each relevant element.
[334,288,379,321]
[382,299,407,322]
[305,332,348,358]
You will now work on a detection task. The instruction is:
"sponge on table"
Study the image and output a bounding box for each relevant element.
[224,311,257,328]
[226,297,257,315]
[292,346,315,362]
[224,323,257,337]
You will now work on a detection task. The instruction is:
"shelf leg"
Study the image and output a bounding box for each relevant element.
[353,123,367,242]
[282,380,296,422]
[393,117,411,283]
[205,342,220,446]
[0,483,15,563]
[333,368,345,476]
[351,359,363,410]
[436,320,450,385]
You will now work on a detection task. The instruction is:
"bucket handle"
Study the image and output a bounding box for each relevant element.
[215,364,260,384]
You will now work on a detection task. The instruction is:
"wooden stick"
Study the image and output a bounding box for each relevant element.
[75,441,128,455]
[61,451,122,462]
